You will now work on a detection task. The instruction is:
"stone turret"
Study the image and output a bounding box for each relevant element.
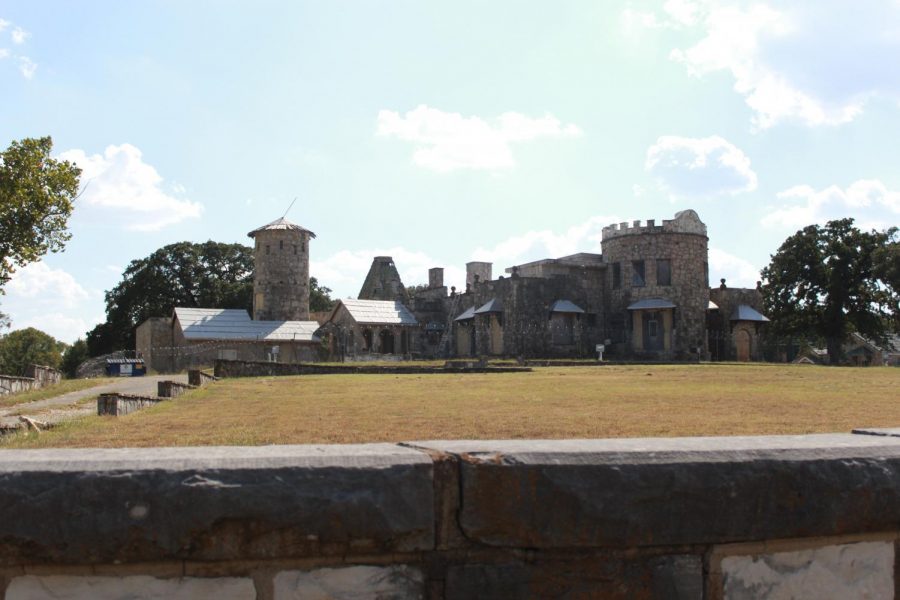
[247,217,315,321]
[358,257,408,302]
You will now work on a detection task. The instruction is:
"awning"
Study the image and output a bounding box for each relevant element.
[550,300,585,314]
[627,298,676,310]
[730,304,770,322]
[708,300,719,310]
[454,307,476,321]
[474,298,504,314]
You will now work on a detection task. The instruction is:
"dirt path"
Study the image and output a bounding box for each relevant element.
[0,374,188,431]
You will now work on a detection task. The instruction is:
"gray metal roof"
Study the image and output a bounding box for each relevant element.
[550,300,585,314]
[474,298,504,314]
[627,298,677,310]
[454,306,476,321]
[247,217,317,239]
[338,299,418,325]
[174,308,321,342]
[730,304,770,322]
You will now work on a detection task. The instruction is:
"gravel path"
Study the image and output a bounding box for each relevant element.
[0,374,188,431]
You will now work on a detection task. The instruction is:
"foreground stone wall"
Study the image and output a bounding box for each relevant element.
[0,365,63,397]
[0,432,898,599]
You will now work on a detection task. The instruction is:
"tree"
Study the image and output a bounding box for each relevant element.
[87,241,255,356]
[309,276,335,312]
[0,327,66,376]
[0,137,81,288]
[761,219,897,364]
[60,338,89,378]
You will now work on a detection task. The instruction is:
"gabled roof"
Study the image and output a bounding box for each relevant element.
[474,298,504,314]
[334,299,418,325]
[550,300,585,314]
[247,217,317,238]
[627,298,676,310]
[730,304,770,322]
[174,307,320,342]
[455,306,476,321]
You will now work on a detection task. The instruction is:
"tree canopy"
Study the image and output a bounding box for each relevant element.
[0,327,66,376]
[761,218,898,364]
[86,241,335,356]
[0,137,81,288]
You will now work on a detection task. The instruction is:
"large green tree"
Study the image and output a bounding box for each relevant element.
[86,241,335,356]
[0,137,81,288]
[0,327,66,376]
[761,219,897,364]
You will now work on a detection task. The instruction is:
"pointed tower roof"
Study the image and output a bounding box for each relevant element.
[247,217,316,238]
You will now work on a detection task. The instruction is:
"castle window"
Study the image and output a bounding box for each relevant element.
[279,240,284,250]
[657,259,672,286]
[612,263,621,289]
[266,245,270,255]
[632,260,645,287]
[294,244,298,255]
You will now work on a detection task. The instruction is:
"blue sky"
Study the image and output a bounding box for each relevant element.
[2,1,899,344]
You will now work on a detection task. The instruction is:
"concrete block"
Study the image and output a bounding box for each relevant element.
[721,541,894,600]
[6,575,255,599]
[0,444,433,564]
[445,554,701,600]
[273,565,423,599]
[410,435,900,548]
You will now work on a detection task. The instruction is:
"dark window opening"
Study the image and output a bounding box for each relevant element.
[279,240,284,250]
[266,245,270,255]
[632,260,645,287]
[657,259,672,286]
[586,313,596,327]
[294,244,298,255]
[612,263,621,289]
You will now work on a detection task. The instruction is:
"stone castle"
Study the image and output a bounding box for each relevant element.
[137,209,768,370]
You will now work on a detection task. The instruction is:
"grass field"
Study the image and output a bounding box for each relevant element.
[3,364,898,448]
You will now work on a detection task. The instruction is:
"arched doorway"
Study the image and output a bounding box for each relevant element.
[735,329,751,362]
[379,329,395,354]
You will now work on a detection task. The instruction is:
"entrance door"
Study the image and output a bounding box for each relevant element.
[735,329,751,361]
[379,330,395,354]
[642,312,663,352]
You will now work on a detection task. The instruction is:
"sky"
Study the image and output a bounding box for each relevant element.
[1,0,899,344]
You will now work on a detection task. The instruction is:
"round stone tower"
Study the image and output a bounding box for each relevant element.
[247,217,316,321]
[601,210,709,358]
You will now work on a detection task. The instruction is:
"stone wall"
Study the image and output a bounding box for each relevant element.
[96,393,164,416]
[188,369,218,386]
[135,317,173,373]
[0,432,898,599]
[214,359,529,378]
[0,376,35,396]
[358,256,408,302]
[251,228,311,321]
[157,380,197,398]
[0,365,62,397]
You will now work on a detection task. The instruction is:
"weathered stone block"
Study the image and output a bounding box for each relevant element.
[6,575,255,599]
[273,565,423,599]
[0,444,433,565]
[410,435,900,548]
[721,541,894,600]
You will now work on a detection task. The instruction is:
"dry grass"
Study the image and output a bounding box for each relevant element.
[4,364,898,448]
[0,378,115,409]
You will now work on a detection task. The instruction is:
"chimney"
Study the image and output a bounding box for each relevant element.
[428,267,444,289]
[466,262,492,287]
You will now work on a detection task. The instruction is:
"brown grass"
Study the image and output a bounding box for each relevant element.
[4,364,898,448]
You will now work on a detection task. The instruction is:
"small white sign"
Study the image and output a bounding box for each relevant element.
[120,364,132,377]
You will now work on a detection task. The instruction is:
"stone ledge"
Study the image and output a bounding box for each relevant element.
[408,434,900,549]
[0,444,433,565]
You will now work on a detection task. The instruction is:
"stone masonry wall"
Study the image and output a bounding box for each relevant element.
[252,229,311,321]
[0,432,898,599]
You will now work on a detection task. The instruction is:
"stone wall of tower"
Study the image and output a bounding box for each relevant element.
[252,229,311,321]
[358,257,408,302]
[601,210,709,358]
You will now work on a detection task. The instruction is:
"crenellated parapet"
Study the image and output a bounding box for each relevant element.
[601,209,707,241]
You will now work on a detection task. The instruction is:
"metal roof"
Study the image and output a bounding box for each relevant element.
[454,306,476,321]
[474,298,504,314]
[174,308,321,342]
[627,298,677,310]
[708,300,719,310]
[337,299,418,325]
[730,304,770,322]
[550,300,585,314]
[247,217,317,239]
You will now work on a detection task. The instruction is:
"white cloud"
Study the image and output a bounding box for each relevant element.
[709,247,761,288]
[11,26,28,44]
[59,143,203,231]
[376,105,582,172]
[632,1,900,128]
[5,261,89,308]
[762,179,900,231]
[0,48,9,60]
[18,56,35,79]
[0,19,9,32]
[16,313,95,346]
[472,216,616,267]
[645,135,757,197]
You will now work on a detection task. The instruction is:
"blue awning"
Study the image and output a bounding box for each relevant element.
[627,298,676,310]
[454,307,476,321]
[474,298,504,314]
[730,304,770,322]
[550,300,585,314]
